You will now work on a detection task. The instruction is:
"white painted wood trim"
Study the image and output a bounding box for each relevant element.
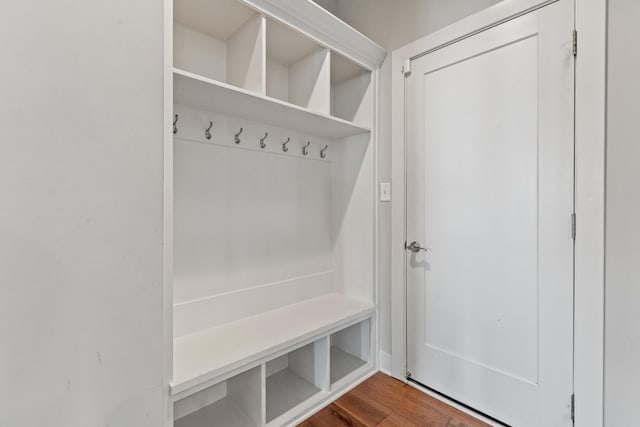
[390,44,406,380]
[371,67,381,379]
[392,0,560,63]
[163,0,174,425]
[379,350,392,375]
[240,0,387,70]
[574,0,606,425]
[391,1,606,425]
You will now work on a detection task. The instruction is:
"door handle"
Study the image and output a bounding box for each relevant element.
[405,241,430,253]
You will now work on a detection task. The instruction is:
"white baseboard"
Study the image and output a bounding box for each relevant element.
[379,350,392,375]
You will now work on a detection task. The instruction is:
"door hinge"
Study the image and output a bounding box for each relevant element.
[571,393,575,423]
[572,30,578,57]
[402,59,412,77]
[571,213,577,241]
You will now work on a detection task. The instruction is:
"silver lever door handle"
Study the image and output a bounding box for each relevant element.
[405,241,430,253]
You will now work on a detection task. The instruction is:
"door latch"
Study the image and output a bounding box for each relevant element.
[405,241,430,253]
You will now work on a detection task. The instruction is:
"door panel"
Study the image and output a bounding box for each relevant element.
[405,2,574,426]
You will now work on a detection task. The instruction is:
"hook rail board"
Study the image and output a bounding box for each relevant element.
[171,105,335,162]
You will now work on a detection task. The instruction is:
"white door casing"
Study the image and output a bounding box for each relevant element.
[404,1,574,426]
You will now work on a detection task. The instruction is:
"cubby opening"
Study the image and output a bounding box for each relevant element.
[174,0,265,93]
[266,19,331,114]
[331,52,372,128]
[265,340,328,423]
[330,319,371,386]
[174,366,262,427]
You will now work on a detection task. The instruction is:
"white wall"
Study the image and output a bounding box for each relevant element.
[333,0,500,357]
[0,2,165,426]
[312,0,338,15]
[336,0,500,52]
[605,0,640,425]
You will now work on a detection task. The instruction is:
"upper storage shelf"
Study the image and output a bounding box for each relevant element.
[173,68,370,139]
[173,0,386,139]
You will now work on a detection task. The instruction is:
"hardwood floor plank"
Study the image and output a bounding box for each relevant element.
[447,421,482,427]
[365,374,489,427]
[376,414,418,426]
[352,375,452,426]
[334,390,390,425]
[300,373,490,427]
[446,413,491,427]
[298,403,368,427]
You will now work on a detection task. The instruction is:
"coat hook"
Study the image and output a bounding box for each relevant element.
[320,145,328,159]
[234,128,243,144]
[260,132,268,149]
[282,137,290,152]
[205,121,213,140]
[173,114,179,135]
[302,141,311,156]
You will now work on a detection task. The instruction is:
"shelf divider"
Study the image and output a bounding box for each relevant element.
[227,14,266,94]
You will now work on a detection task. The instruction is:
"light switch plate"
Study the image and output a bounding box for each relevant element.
[380,182,391,202]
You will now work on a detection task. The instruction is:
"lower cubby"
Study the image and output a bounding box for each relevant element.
[330,319,371,386]
[265,339,328,424]
[174,367,262,427]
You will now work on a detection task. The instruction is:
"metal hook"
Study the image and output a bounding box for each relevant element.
[302,141,311,156]
[320,145,328,159]
[234,128,243,144]
[282,137,290,152]
[260,132,268,149]
[205,121,213,140]
[173,114,179,135]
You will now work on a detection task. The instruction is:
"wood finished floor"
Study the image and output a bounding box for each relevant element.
[299,373,490,427]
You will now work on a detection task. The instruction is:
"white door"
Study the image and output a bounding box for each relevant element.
[405,2,575,426]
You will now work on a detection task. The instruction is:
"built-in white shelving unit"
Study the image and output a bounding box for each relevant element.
[167,0,386,425]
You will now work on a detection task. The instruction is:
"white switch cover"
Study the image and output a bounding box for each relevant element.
[380,182,391,202]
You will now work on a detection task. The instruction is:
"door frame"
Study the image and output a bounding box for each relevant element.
[390,1,606,425]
